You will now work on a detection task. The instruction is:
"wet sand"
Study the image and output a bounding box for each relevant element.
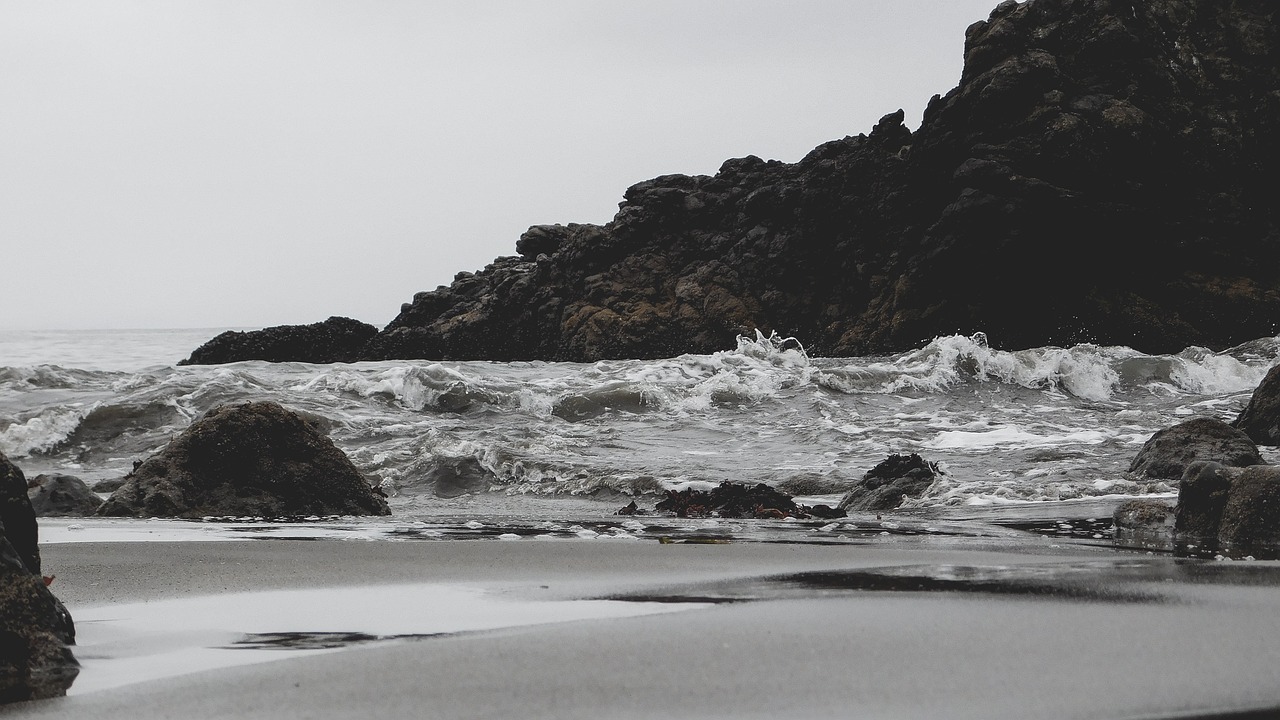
[9,538,1280,719]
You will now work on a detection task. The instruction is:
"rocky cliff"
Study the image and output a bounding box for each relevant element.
[186,0,1280,364]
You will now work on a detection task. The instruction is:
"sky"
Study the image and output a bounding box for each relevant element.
[1,0,1000,331]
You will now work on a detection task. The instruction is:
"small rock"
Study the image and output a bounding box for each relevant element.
[27,474,103,517]
[1113,498,1176,552]
[839,454,941,511]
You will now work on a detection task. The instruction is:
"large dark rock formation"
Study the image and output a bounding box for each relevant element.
[1,452,78,703]
[1234,364,1280,445]
[1127,417,1263,480]
[179,316,378,365]
[185,0,1280,364]
[97,401,390,518]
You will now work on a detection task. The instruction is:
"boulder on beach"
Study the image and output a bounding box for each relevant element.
[1234,364,1280,445]
[97,401,390,518]
[1127,417,1263,480]
[839,454,941,512]
[1217,465,1280,553]
[1174,461,1280,556]
[27,474,103,517]
[178,316,378,366]
[1,452,79,703]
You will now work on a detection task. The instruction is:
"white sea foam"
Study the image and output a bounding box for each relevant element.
[4,329,1276,508]
[0,404,91,457]
[923,425,1112,451]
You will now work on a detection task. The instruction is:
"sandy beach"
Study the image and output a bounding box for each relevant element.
[3,534,1280,719]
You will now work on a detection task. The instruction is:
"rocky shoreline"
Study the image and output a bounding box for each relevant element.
[182,0,1280,365]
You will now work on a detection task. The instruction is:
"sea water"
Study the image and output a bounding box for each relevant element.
[3,328,1278,527]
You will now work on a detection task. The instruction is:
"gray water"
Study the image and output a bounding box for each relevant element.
[3,329,1278,525]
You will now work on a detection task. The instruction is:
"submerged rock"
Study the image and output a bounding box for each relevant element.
[27,474,103,517]
[1234,364,1280,445]
[97,401,390,518]
[839,454,941,511]
[420,457,494,498]
[1127,417,1263,480]
[179,316,378,365]
[185,0,1280,364]
[1,452,79,703]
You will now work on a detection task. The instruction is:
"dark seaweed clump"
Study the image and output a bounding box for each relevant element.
[631,481,845,520]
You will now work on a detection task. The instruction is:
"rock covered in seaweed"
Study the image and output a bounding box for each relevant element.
[651,481,844,519]
[1128,417,1263,480]
[97,401,390,519]
[1112,498,1176,552]
[179,316,378,365]
[1,451,79,703]
[839,454,942,511]
[184,0,1280,364]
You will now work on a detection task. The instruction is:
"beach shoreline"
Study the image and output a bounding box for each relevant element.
[6,536,1280,719]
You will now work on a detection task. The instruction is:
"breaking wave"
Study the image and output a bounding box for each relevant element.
[2,330,1276,507]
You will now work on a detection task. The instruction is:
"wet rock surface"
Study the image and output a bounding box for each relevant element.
[180,316,378,365]
[648,481,845,520]
[1112,498,1177,552]
[27,474,103,517]
[1,452,79,703]
[97,401,390,519]
[1234,364,1280,445]
[1127,417,1263,480]
[185,0,1280,364]
[839,454,942,511]
[1174,461,1280,557]
[1217,465,1280,554]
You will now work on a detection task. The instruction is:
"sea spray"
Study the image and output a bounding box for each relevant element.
[1,330,1276,509]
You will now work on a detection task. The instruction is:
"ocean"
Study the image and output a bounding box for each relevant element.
[3,327,1278,539]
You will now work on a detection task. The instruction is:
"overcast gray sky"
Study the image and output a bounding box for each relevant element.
[2,0,999,330]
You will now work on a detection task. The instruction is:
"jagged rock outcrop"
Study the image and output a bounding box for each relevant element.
[1128,417,1263,480]
[1234,364,1280,445]
[180,316,378,365]
[839,454,943,511]
[1,452,78,703]
[97,401,390,518]
[185,0,1280,364]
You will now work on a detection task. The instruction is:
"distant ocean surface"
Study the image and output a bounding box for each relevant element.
[3,327,1279,525]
